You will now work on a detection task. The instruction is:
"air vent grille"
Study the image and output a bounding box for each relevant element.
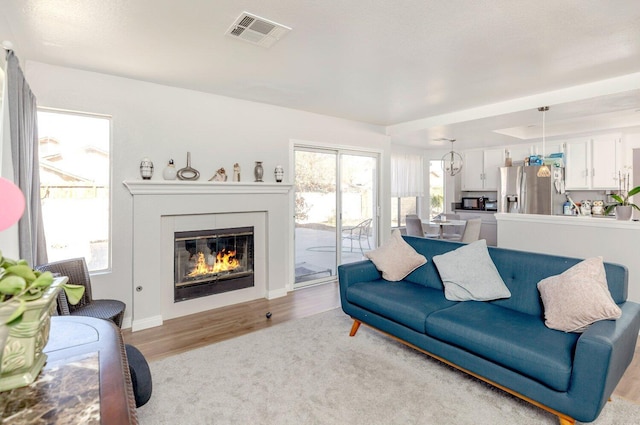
[225,12,291,48]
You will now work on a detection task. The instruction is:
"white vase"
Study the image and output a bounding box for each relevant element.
[615,205,633,221]
[163,159,177,180]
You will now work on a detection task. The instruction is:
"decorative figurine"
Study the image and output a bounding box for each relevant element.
[177,152,200,180]
[233,163,241,182]
[592,200,604,216]
[209,167,228,182]
[580,200,592,216]
[254,161,264,182]
[274,165,284,182]
[140,158,154,180]
[163,159,177,180]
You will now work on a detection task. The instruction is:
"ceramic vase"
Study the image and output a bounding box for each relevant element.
[274,165,284,182]
[140,158,154,180]
[254,161,264,182]
[0,278,64,391]
[163,159,177,180]
[615,205,633,221]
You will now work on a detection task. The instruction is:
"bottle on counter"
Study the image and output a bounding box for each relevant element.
[563,195,572,215]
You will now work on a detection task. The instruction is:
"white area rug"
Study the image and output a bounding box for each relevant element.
[138,309,640,424]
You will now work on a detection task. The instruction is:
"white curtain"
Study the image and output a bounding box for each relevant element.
[391,154,424,197]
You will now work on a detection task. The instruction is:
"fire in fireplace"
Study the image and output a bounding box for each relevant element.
[174,226,254,302]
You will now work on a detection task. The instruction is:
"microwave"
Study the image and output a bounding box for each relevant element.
[461,197,486,210]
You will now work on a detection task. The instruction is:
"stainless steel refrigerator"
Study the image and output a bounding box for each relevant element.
[498,166,565,215]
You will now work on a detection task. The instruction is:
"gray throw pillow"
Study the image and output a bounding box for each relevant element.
[432,240,511,301]
[365,230,427,281]
[537,256,621,333]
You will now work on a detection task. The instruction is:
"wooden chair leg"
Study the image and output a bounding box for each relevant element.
[349,320,361,336]
[558,415,575,425]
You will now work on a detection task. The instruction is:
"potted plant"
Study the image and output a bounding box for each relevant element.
[0,251,85,391]
[604,169,640,220]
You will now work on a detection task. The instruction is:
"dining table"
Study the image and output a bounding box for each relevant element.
[423,218,466,239]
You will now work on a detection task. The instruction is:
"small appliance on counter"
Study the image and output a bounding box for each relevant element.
[461,196,486,210]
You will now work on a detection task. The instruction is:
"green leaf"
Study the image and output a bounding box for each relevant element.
[610,194,625,204]
[62,284,85,306]
[32,272,54,288]
[5,265,36,282]
[0,275,27,295]
[628,186,640,197]
[4,300,26,326]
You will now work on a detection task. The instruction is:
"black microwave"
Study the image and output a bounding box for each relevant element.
[461,197,486,210]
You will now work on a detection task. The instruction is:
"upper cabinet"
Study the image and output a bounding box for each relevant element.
[564,135,620,190]
[461,148,504,191]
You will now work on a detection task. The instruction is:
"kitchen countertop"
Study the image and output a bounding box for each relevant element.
[495,213,640,229]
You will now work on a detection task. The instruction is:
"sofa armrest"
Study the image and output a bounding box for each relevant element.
[568,301,640,421]
[337,260,381,300]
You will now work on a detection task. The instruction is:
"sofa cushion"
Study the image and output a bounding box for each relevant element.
[426,302,579,392]
[538,256,622,333]
[432,240,511,301]
[346,280,457,333]
[365,230,427,281]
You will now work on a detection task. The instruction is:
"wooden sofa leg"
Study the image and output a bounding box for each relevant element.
[349,320,361,336]
[558,415,575,425]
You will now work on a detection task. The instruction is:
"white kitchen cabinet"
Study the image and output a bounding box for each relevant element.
[565,136,619,190]
[462,148,503,191]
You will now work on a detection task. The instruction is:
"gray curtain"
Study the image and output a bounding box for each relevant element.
[6,50,48,266]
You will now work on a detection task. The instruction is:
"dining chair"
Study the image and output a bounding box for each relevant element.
[35,257,126,328]
[405,215,425,237]
[460,217,482,243]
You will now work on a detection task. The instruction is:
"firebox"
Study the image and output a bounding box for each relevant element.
[174,226,254,302]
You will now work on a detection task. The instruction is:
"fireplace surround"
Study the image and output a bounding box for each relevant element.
[124,181,292,331]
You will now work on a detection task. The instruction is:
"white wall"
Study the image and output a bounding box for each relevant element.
[22,61,391,328]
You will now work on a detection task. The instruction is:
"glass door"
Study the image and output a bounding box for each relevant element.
[340,153,377,265]
[294,147,378,286]
[294,149,338,285]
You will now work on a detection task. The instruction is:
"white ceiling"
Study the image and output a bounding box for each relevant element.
[1,0,639,150]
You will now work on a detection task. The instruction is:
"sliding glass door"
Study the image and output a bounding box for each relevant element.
[294,146,378,287]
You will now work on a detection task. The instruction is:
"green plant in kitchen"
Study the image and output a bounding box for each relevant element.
[0,251,85,325]
[604,169,640,215]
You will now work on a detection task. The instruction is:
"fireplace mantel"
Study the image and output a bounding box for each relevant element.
[123,180,292,195]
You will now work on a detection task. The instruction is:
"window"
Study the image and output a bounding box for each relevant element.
[429,160,444,218]
[391,154,423,227]
[38,110,111,271]
[391,196,417,227]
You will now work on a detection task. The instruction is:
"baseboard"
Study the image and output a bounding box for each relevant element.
[132,315,164,332]
[266,288,288,299]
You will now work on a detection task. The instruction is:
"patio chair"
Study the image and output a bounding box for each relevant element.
[35,257,126,328]
[342,218,373,253]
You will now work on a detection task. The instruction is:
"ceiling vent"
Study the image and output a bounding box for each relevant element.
[225,12,291,48]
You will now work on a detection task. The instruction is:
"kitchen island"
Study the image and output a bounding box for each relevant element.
[496,213,640,303]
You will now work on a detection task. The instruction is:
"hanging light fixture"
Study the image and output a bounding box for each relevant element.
[537,106,551,178]
[440,138,463,176]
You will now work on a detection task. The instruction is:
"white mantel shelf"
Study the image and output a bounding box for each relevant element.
[123,180,292,195]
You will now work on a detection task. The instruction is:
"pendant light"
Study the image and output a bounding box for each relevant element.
[440,139,463,176]
[537,106,551,178]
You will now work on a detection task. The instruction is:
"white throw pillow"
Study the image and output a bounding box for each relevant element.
[432,240,511,301]
[537,257,621,333]
[364,230,427,281]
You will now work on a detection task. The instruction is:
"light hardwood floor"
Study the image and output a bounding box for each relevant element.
[122,281,640,404]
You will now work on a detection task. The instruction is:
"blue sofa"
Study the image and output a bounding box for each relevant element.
[338,236,640,425]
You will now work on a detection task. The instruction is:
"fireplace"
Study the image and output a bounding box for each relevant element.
[174,226,254,302]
